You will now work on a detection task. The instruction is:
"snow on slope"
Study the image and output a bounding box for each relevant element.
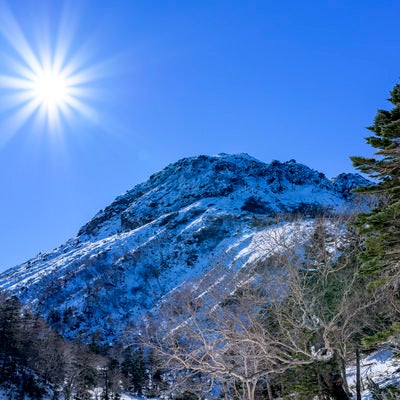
[347,349,400,399]
[0,154,369,343]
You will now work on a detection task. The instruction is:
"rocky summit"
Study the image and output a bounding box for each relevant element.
[0,153,369,343]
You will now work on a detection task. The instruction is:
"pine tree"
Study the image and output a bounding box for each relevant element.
[350,84,400,285]
[121,347,146,395]
[0,294,22,380]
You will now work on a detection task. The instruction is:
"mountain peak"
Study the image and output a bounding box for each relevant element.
[332,172,371,198]
[0,154,369,342]
[77,154,344,239]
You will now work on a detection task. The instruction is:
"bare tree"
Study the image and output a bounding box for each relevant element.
[141,214,381,400]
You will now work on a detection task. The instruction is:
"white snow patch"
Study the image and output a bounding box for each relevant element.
[347,349,400,399]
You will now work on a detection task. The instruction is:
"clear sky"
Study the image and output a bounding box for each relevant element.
[0,0,399,272]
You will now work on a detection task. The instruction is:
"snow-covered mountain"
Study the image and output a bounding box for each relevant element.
[0,153,369,343]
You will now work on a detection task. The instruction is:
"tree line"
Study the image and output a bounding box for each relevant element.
[0,292,156,399]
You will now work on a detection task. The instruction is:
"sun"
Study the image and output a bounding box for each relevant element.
[0,2,104,140]
[31,69,69,107]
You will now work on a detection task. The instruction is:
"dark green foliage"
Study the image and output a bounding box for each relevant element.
[0,293,55,397]
[283,359,350,400]
[279,364,320,400]
[121,346,147,395]
[350,84,400,284]
[349,84,400,378]
[362,321,400,350]
[0,290,132,399]
[0,294,25,381]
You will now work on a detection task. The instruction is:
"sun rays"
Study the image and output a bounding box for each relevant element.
[0,1,104,144]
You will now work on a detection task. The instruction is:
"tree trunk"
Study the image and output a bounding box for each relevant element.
[251,382,256,400]
[319,364,349,400]
[317,372,326,400]
[245,381,256,400]
[340,356,351,397]
[356,347,362,400]
[266,380,274,400]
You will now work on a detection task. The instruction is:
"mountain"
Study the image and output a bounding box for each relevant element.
[0,154,369,343]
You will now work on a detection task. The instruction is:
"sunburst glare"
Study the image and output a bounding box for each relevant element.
[0,1,104,144]
[32,70,68,106]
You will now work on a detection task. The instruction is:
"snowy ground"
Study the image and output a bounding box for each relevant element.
[347,348,400,399]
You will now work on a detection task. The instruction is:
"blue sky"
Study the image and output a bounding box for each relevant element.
[0,0,399,272]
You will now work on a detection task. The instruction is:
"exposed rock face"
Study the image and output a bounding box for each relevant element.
[0,154,369,342]
[332,172,371,198]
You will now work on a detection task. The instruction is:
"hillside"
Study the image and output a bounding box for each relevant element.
[0,153,369,343]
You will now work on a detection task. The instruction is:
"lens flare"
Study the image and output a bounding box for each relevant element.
[0,2,106,143]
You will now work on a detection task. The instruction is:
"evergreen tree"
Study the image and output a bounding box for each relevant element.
[121,347,146,395]
[0,294,22,380]
[350,84,400,286]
